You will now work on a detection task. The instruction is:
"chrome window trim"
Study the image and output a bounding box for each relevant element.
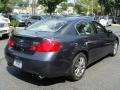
[74,20,86,36]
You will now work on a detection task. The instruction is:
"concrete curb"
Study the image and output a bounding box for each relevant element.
[112,24,120,27]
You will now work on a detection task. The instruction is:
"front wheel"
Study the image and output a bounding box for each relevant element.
[69,53,87,81]
[110,40,119,56]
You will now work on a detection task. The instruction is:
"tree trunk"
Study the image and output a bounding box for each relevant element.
[101,5,102,15]
[49,12,52,15]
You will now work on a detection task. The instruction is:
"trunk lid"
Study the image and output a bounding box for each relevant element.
[12,30,56,54]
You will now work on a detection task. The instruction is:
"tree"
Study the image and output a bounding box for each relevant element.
[0,0,12,13]
[98,0,106,15]
[110,0,120,16]
[97,0,115,15]
[98,0,120,16]
[56,2,68,13]
[60,2,68,11]
[75,0,101,15]
[75,4,85,14]
[0,0,29,13]
[9,0,29,7]
[38,0,67,15]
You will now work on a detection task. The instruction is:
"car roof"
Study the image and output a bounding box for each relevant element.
[31,16,94,25]
[59,16,93,23]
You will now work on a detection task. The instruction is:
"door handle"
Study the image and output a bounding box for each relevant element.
[105,42,111,45]
[83,38,88,42]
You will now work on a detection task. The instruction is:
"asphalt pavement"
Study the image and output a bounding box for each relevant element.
[0,25,120,90]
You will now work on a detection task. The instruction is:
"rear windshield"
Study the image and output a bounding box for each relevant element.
[31,16,41,19]
[17,15,29,19]
[26,20,66,32]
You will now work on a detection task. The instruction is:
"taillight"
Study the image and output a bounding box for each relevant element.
[7,38,14,47]
[29,39,62,52]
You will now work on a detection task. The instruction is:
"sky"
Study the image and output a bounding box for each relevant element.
[68,0,74,3]
[28,0,75,4]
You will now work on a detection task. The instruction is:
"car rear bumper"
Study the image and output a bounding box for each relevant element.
[0,27,11,37]
[19,22,26,26]
[5,47,70,77]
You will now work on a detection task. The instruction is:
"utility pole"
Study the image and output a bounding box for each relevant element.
[92,0,93,14]
[74,0,76,14]
[32,0,36,16]
[87,5,90,15]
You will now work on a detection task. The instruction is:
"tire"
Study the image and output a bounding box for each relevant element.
[68,53,87,81]
[0,35,2,38]
[110,40,119,56]
[27,22,32,27]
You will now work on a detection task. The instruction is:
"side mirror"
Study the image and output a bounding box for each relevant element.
[108,30,112,33]
[107,30,112,33]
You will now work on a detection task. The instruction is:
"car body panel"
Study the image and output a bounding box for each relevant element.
[0,17,10,37]
[5,16,119,78]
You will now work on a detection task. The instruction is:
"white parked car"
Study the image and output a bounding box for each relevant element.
[99,16,112,27]
[0,17,11,37]
[0,14,10,24]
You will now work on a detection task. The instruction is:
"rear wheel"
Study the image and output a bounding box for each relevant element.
[110,40,119,56]
[27,22,32,27]
[69,53,87,81]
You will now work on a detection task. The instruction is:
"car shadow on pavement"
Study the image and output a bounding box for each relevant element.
[87,55,112,68]
[6,55,113,86]
[6,66,66,86]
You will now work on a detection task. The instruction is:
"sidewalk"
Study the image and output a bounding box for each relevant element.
[10,27,25,31]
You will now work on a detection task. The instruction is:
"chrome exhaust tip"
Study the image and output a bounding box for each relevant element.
[38,76,45,79]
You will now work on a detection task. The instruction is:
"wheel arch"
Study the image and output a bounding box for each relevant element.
[75,50,89,65]
[116,37,119,44]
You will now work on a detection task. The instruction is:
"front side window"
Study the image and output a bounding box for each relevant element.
[93,22,106,34]
[76,22,96,35]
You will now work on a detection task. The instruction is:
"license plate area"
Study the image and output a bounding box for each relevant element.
[13,58,22,69]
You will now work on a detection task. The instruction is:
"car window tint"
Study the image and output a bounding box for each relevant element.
[26,20,66,32]
[76,22,96,35]
[39,17,42,20]
[84,23,96,35]
[76,23,86,35]
[31,16,41,20]
[93,22,105,34]
[9,15,15,19]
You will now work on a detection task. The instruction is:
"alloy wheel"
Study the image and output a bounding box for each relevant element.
[74,57,86,77]
[113,42,118,55]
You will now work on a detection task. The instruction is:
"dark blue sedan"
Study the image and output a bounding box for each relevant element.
[5,17,119,81]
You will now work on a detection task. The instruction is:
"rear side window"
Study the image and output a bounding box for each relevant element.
[76,22,96,35]
[31,16,41,20]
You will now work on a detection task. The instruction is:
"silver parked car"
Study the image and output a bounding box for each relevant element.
[99,16,112,27]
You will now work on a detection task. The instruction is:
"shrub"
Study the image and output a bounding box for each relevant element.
[10,19,19,27]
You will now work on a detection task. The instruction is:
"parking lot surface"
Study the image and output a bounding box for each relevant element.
[0,25,120,90]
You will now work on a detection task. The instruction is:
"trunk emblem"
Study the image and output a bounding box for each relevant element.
[19,40,24,43]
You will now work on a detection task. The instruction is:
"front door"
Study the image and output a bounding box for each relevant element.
[75,21,104,64]
[92,21,114,57]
